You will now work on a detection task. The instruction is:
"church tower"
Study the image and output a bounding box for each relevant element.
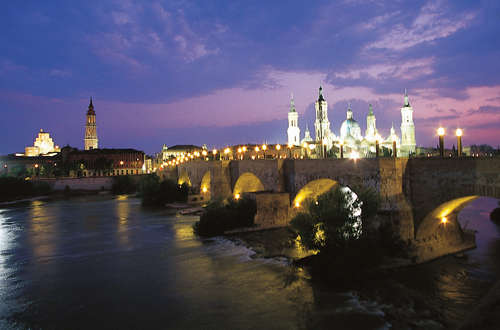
[400,89,416,156]
[287,94,300,146]
[365,104,378,139]
[84,97,98,150]
[314,86,331,144]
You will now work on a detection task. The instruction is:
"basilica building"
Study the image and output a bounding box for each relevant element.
[287,87,416,158]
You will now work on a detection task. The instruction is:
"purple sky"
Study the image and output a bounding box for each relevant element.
[1,0,500,154]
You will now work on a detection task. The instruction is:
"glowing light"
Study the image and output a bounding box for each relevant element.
[303,142,308,148]
[34,164,39,168]
[234,193,240,200]
[349,151,360,160]
[276,144,281,150]
[309,144,315,150]
[242,146,247,152]
[202,186,208,193]
[224,148,230,154]
[441,217,448,224]
[212,149,217,155]
[262,144,267,151]
[456,128,463,137]
[295,202,300,208]
[120,161,124,165]
[237,147,242,153]
[202,150,208,156]
[437,127,445,136]
[255,146,260,152]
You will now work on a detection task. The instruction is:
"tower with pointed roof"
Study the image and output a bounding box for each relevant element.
[314,86,331,144]
[287,94,301,146]
[84,97,98,150]
[365,104,378,140]
[400,89,416,156]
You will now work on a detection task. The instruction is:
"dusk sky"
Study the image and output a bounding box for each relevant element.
[1,0,500,154]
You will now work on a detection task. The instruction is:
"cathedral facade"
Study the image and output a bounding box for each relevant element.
[286,87,416,158]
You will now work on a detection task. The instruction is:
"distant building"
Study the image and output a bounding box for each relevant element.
[160,145,203,159]
[23,129,61,157]
[84,97,98,150]
[64,148,145,177]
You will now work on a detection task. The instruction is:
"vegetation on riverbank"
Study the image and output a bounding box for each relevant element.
[290,186,408,284]
[491,207,500,223]
[111,175,137,194]
[193,196,257,236]
[137,174,188,206]
[0,177,52,202]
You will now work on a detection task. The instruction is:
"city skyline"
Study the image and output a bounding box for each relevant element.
[2,0,500,154]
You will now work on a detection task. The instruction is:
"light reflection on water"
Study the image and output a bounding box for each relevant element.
[0,196,498,329]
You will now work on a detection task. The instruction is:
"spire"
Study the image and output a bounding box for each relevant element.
[346,103,353,119]
[390,122,395,135]
[368,103,374,115]
[89,97,94,110]
[404,88,410,107]
[289,93,296,112]
[305,124,310,133]
[318,85,325,101]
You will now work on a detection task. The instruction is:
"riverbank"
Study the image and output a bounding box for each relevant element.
[228,226,452,328]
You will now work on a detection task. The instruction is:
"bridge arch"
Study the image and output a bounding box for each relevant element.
[178,169,192,187]
[415,195,481,240]
[233,172,265,197]
[200,170,211,196]
[292,178,338,208]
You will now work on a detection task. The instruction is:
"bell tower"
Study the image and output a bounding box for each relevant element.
[84,97,98,150]
[400,89,416,156]
[287,94,300,146]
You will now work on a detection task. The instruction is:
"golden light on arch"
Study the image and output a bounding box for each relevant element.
[233,172,265,196]
[293,178,338,208]
[200,171,211,195]
[178,170,192,186]
[416,195,480,239]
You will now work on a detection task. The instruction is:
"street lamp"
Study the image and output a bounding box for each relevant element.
[212,149,218,160]
[456,128,463,157]
[339,141,344,159]
[437,127,445,157]
[262,144,267,159]
[255,146,260,159]
[275,144,281,159]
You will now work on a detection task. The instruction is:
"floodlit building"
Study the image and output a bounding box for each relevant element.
[84,97,98,150]
[286,87,417,158]
[24,129,60,157]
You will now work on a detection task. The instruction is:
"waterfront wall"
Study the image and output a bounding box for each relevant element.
[37,177,113,191]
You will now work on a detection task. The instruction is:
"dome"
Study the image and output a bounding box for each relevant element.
[340,119,362,141]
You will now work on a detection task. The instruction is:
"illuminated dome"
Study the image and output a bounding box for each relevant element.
[340,105,362,141]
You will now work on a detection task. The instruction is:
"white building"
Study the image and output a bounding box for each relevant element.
[286,87,416,158]
[287,95,300,146]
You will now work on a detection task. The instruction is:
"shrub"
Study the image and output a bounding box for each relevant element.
[491,208,500,223]
[138,174,188,206]
[193,196,257,237]
[111,175,137,195]
[0,177,52,202]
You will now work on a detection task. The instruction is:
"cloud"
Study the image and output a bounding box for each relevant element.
[367,0,477,51]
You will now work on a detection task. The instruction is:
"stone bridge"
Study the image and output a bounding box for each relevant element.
[172,158,500,262]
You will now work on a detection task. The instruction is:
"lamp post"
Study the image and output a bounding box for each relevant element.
[275,144,281,159]
[339,141,344,159]
[375,139,380,158]
[212,149,217,161]
[456,128,463,157]
[287,144,292,159]
[255,146,260,159]
[262,144,267,159]
[437,127,445,157]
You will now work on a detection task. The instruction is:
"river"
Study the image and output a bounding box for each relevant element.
[0,195,498,329]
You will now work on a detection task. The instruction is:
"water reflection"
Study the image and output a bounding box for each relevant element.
[115,195,130,247]
[28,200,57,260]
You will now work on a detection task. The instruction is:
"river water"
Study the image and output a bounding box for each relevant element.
[0,195,498,329]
